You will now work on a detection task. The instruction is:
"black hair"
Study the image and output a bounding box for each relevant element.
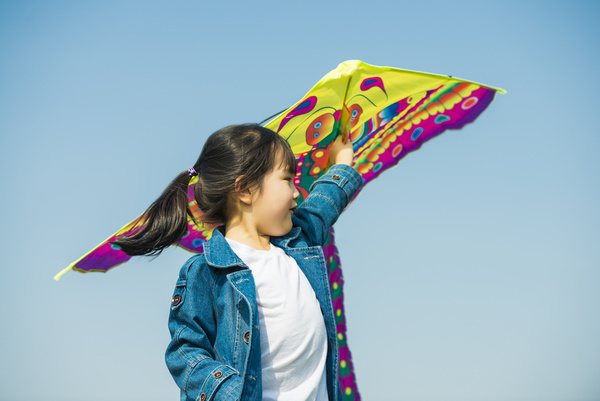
[113,123,296,256]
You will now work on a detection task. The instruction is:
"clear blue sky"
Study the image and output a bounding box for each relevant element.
[1,1,599,400]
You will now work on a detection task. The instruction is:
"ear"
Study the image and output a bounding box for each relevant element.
[235,176,253,205]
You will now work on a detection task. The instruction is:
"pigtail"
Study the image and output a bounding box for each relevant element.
[112,171,193,256]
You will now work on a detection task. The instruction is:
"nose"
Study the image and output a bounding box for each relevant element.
[292,185,300,200]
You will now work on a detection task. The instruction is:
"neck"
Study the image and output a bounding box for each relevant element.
[224,219,271,251]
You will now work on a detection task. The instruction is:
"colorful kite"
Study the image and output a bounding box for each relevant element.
[56,60,504,400]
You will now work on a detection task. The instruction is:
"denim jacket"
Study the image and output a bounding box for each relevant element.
[165,164,363,401]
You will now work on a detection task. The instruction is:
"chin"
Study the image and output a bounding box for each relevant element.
[274,222,293,237]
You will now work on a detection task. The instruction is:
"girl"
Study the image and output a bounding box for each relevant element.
[115,124,361,401]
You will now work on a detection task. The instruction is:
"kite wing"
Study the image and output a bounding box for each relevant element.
[57,60,503,401]
[264,60,504,204]
[54,175,213,278]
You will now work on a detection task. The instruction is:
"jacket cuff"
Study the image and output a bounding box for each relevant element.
[192,364,241,401]
[309,164,363,201]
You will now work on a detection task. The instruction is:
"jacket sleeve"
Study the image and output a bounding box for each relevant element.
[165,258,243,401]
[292,164,363,247]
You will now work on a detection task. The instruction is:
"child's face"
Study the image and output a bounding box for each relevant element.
[250,158,299,238]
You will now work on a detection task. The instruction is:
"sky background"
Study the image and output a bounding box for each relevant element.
[1,1,599,400]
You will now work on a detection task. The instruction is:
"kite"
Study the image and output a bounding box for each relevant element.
[56,60,504,400]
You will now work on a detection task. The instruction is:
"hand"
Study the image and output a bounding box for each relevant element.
[328,134,354,166]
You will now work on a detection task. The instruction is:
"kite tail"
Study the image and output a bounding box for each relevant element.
[324,228,361,400]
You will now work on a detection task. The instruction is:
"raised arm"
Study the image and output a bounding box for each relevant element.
[292,136,362,246]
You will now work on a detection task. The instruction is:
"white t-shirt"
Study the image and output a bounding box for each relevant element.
[226,239,329,401]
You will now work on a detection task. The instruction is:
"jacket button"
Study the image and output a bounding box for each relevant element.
[214,371,222,379]
[243,331,250,344]
[200,393,206,401]
[332,174,340,180]
[171,294,182,306]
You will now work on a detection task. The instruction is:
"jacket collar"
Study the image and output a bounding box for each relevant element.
[203,227,247,269]
[204,226,302,269]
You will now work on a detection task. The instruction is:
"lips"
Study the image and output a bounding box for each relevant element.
[290,205,297,213]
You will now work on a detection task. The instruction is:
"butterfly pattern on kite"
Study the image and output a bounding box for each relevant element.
[57,60,504,401]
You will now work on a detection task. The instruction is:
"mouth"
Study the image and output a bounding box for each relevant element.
[290,205,297,213]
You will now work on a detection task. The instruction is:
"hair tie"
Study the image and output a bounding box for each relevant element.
[188,167,198,177]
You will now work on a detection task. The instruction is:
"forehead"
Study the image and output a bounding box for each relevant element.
[270,160,294,178]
